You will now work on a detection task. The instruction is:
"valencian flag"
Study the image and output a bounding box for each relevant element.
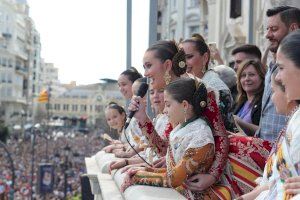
[38,89,49,103]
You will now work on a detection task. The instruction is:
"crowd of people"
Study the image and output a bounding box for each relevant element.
[0,130,104,199]
[98,5,300,200]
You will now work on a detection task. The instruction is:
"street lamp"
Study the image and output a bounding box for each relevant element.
[30,123,40,200]
[63,145,71,199]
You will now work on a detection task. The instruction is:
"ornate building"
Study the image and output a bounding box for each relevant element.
[158,0,300,64]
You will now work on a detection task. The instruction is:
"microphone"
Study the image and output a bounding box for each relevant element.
[124,82,148,130]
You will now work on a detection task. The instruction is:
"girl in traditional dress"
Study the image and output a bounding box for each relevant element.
[102,102,127,153]
[122,78,231,199]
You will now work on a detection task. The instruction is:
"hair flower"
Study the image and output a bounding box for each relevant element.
[178,61,186,68]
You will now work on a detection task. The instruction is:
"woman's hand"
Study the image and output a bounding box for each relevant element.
[121,163,147,173]
[153,156,166,168]
[120,168,140,192]
[284,176,300,195]
[114,151,130,158]
[109,159,127,173]
[103,145,114,153]
[185,174,216,191]
[128,96,148,123]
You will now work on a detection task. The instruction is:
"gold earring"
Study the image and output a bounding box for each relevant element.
[202,66,206,74]
[183,109,187,123]
[164,71,171,85]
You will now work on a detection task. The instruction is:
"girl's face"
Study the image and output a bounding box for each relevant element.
[276,48,300,101]
[271,78,288,115]
[105,108,125,131]
[182,42,206,77]
[240,65,263,96]
[143,50,167,89]
[150,87,165,114]
[118,74,133,100]
[163,91,185,126]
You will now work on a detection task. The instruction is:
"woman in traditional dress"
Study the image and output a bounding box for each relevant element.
[181,37,271,195]
[128,40,231,195]
[181,34,236,132]
[122,78,231,199]
[238,30,300,200]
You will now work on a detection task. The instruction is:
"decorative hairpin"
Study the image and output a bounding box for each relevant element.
[178,61,186,68]
[200,101,206,108]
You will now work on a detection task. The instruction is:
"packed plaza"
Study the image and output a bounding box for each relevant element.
[1,1,300,200]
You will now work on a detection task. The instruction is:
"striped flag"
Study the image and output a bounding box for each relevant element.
[38,89,49,103]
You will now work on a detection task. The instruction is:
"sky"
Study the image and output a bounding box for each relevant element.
[27,0,149,85]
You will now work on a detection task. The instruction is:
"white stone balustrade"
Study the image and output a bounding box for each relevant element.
[85,151,186,200]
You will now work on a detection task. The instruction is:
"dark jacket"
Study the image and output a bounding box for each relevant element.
[234,98,262,126]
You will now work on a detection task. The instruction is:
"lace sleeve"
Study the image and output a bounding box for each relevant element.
[139,118,169,156]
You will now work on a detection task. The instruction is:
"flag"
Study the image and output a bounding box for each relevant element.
[38,90,49,103]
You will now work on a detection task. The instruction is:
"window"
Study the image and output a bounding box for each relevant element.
[63,104,69,111]
[72,105,78,111]
[170,29,176,39]
[8,59,13,68]
[230,0,242,19]
[171,0,177,11]
[189,0,199,7]
[54,104,60,110]
[157,11,162,25]
[2,57,6,67]
[1,72,5,83]
[90,105,93,111]
[7,73,12,83]
[189,26,199,36]
[80,105,87,112]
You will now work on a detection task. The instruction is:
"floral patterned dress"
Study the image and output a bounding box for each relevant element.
[131,118,231,200]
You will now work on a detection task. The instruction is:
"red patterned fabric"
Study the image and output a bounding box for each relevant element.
[229,136,272,194]
[139,119,168,156]
[202,91,229,180]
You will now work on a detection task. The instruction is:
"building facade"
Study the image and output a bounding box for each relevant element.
[47,80,124,128]
[158,0,300,64]
[0,0,42,127]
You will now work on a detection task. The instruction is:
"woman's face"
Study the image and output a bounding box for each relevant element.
[105,108,125,131]
[240,65,263,96]
[182,42,206,77]
[149,87,165,114]
[163,91,184,126]
[143,50,166,89]
[276,48,300,101]
[271,78,288,115]
[118,74,133,100]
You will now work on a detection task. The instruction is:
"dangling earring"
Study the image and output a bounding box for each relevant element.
[183,109,187,123]
[164,71,171,85]
[202,66,206,74]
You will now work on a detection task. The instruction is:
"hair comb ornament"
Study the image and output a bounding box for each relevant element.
[178,61,186,68]
[200,101,207,108]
